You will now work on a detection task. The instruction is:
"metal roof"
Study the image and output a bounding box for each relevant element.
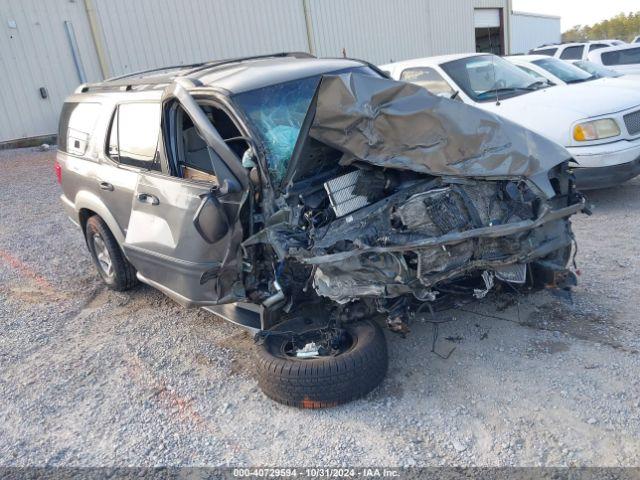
[77,53,368,95]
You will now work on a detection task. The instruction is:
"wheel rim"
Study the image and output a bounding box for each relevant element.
[278,327,355,360]
[92,233,113,277]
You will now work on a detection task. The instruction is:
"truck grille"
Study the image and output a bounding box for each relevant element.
[624,110,640,136]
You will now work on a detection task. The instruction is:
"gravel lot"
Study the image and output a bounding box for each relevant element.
[1,147,639,467]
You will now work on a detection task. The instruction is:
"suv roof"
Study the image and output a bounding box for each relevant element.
[77,53,370,95]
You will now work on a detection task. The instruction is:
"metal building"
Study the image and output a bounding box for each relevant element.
[1,0,513,144]
[510,11,561,55]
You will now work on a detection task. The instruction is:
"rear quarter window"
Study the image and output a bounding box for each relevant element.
[602,47,640,66]
[532,48,557,56]
[58,102,101,155]
[589,43,608,52]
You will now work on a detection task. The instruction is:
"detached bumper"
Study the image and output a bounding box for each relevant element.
[572,157,640,190]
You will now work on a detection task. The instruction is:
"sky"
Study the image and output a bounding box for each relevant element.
[511,0,639,31]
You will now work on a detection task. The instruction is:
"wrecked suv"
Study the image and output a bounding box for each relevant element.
[57,53,584,408]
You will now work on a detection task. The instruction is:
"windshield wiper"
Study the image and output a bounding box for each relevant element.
[478,87,533,99]
[525,80,549,90]
[567,75,596,84]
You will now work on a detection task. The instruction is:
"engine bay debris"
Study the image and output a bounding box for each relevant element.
[242,73,585,333]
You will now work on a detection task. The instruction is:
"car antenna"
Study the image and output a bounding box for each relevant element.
[488,27,500,106]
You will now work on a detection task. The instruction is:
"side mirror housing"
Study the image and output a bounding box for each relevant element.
[193,193,229,244]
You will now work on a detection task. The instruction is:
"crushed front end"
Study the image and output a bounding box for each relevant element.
[241,73,585,332]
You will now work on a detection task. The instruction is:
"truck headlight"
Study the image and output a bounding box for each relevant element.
[573,119,620,141]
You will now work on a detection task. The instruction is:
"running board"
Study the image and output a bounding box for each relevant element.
[202,302,265,333]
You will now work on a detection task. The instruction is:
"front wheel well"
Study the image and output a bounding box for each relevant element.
[78,208,97,235]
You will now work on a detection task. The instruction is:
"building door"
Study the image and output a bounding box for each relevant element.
[474,8,504,55]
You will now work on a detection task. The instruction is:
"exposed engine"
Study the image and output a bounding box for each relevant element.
[239,72,585,333]
[242,162,582,332]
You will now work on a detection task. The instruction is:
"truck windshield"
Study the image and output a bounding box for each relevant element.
[532,58,595,83]
[440,55,542,102]
[573,60,622,78]
[234,66,379,183]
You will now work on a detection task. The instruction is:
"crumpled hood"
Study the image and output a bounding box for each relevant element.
[300,73,571,198]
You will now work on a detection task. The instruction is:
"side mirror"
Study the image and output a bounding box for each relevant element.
[193,193,229,244]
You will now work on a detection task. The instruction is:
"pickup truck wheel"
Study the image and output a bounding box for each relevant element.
[255,318,388,408]
[85,215,138,291]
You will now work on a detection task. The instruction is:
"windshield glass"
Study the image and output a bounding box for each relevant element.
[440,55,541,102]
[532,58,594,83]
[573,60,622,78]
[234,66,378,183]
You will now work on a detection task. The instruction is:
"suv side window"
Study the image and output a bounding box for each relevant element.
[171,103,247,184]
[58,102,101,155]
[589,43,608,52]
[107,102,162,170]
[560,45,584,60]
[602,47,640,66]
[532,48,557,56]
[400,67,455,97]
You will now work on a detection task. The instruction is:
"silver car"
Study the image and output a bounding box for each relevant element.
[57,53,584,408]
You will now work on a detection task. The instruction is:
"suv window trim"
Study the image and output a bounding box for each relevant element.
[103,100,163,173]
[162,95,250,189]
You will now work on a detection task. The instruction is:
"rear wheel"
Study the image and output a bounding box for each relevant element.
[255,317,388,408]
[85,215,138,291]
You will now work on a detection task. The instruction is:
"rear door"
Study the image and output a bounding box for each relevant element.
[122,82,249,307]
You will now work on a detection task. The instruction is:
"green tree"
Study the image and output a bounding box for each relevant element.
[561,11,640,42]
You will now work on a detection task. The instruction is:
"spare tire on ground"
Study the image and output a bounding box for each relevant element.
[255,316,388,408]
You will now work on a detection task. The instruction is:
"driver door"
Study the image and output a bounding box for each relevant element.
[122,81,249,307]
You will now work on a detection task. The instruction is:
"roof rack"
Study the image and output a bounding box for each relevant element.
[105,62,208,82]
[182,51,315,76]
[77,52,316,94]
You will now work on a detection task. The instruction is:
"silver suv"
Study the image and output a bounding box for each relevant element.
[57,53,584,408]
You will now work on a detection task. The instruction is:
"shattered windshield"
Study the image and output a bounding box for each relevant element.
[441,55,542,102]
[234,66,378,184]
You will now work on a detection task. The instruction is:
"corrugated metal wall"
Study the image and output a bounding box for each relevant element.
[1,0,510,143]
[0,0,102,142]
[306,0,433,64]
[510,12,560,54]
[92,0,310,76]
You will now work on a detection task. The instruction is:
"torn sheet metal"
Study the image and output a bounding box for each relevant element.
[303,73,572,198]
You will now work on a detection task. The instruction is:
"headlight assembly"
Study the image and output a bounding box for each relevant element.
[573,118,620,141]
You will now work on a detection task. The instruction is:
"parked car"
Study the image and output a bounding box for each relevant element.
[530,40,625,60]
[507,55,640,87]
[570,59,640,82]
[587,43,640,75]
[57,53,584,408]
[383,53,640,189]
[506,55,596,85]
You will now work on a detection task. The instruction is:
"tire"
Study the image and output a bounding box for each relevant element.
[255,318,388,408]
[85,215,138,291]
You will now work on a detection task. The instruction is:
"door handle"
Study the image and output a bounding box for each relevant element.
[137,193,159,205]
[99,181,114,191]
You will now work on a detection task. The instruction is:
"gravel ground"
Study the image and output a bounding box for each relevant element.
[1,147,639,467]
